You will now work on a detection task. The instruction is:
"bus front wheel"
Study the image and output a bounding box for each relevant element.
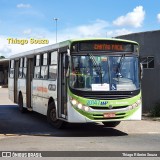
[102,121,120,127]
[47,102,64,129]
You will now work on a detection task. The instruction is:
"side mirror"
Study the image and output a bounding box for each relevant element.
[65,55,70,77]
[67,49,70,56]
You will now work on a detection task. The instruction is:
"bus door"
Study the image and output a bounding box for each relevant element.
[26,58,34,110]
[14,60,19,103]
[58,51,68,120]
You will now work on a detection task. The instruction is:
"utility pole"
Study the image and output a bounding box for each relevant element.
[53,18,59,43]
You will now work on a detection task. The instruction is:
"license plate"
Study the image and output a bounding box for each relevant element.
[103,113,116,118]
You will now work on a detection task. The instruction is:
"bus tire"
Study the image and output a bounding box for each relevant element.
[18,93,26,113]
[47,102,64,129]
[102,121,120,127]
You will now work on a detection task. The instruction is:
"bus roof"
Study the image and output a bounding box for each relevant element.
[68,38,138,44]
[9,38,138,59]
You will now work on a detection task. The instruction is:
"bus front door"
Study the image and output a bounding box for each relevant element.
[26,58,34,110]
[58,52,68,120]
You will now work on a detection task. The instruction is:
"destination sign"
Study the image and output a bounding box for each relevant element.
[79,41,136,52]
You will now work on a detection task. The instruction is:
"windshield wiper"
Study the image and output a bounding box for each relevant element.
[89,53,103,85]
[116,54,125,82]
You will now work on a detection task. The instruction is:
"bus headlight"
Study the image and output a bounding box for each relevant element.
[71,99,77,105]
[132,103,138,108]
[70,97,90,112]
[128,105,132,110]
[78,103,83,109]
[128,99,141,110]
[137,99,141,105]
[84,106,90,112]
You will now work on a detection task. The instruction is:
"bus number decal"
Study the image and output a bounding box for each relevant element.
[87,100,108,106]
[48,84,56,91]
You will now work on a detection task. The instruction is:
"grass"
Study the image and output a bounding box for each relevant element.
[150,102,160,117]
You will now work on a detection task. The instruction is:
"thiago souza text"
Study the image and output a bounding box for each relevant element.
[7,38,49,45]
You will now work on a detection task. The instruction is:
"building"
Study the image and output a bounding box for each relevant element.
[117,30,160,112]
[0,59,9,87]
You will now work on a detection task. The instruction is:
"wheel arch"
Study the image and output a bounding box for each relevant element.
[47,97,64,129]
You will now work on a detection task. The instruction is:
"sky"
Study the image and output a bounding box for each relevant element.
[0,0,160,57]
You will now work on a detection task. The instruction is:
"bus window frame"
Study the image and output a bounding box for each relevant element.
[19,58,23,79]
[23,57,27,78]
[34,55,41,79]
[41,53,49,80]
[9,60,14,78]
[48,51,57,81]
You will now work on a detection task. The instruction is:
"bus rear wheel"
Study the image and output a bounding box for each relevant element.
[102,121,120,127]
[47,102,64,129]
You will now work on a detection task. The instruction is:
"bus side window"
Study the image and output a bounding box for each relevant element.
[34,55,41,79]
[49,51,57,80]
[23,57,27,78]
[19,58,23,78]
[10,60,14,78]
[41,53,48,79]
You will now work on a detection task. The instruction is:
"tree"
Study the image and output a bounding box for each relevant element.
[0,56,5,59]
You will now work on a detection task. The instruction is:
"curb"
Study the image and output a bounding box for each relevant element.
[142,116,160,122]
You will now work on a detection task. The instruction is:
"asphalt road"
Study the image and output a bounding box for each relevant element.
[0,104,160,151]
[0,88,160,159]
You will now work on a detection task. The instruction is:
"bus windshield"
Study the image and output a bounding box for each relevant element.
[69,54,140,91]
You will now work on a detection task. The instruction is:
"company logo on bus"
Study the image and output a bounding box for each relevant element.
[100,101,107,105]
[109,105,113,109]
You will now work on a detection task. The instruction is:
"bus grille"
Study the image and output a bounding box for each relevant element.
[83,95,132,100]
[90,105,128,110]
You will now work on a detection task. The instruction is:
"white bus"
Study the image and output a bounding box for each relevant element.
[8,38,142,128]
